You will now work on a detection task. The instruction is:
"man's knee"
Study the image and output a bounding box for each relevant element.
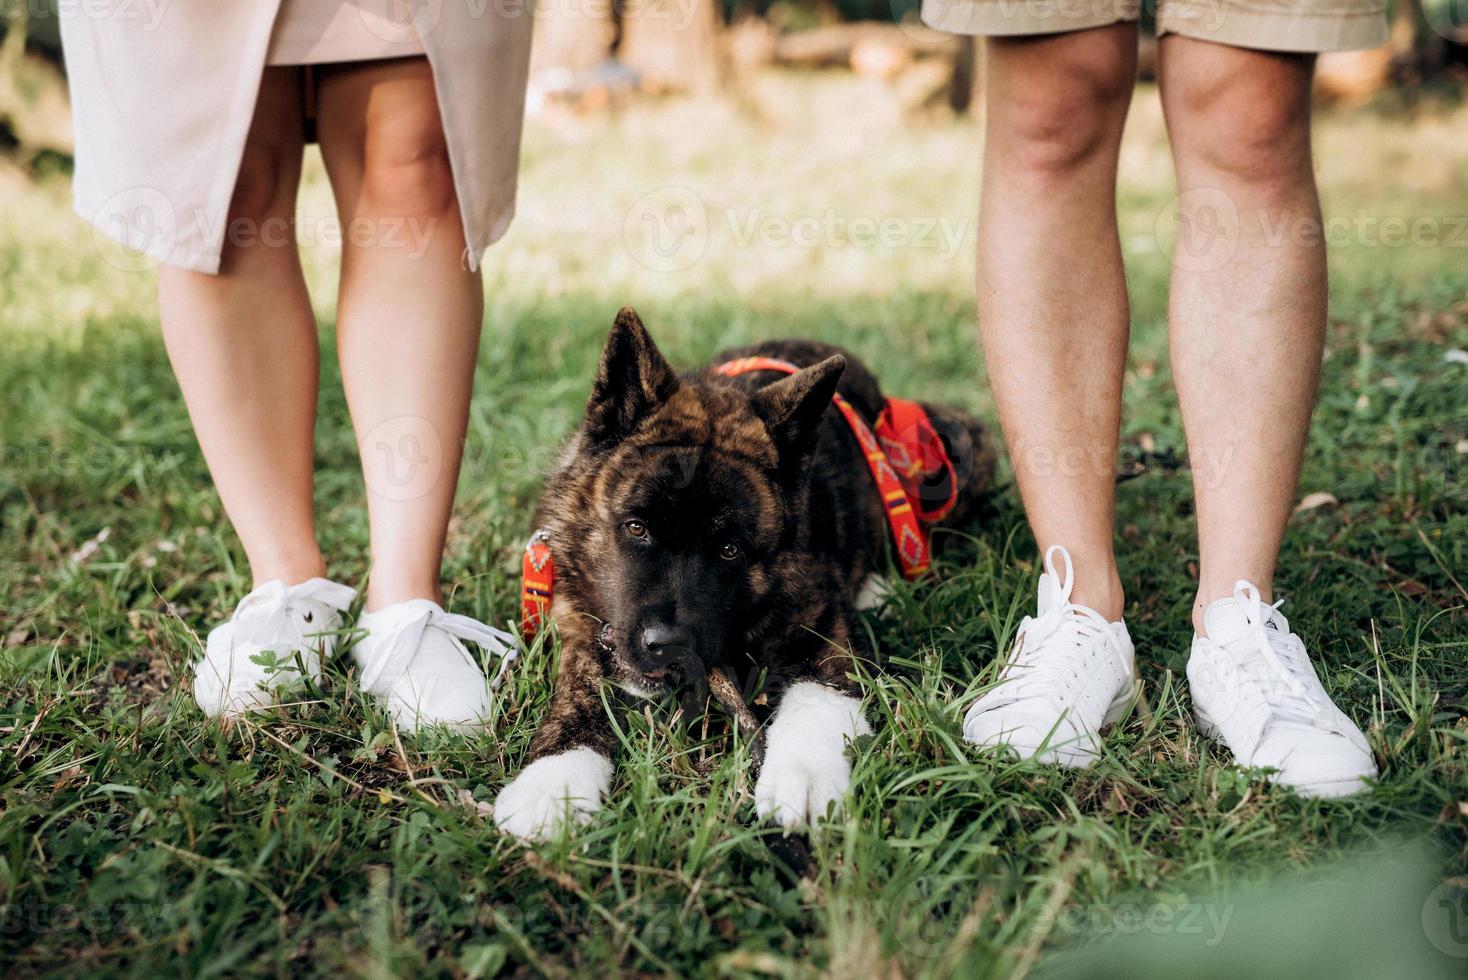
[361,127,457,219]
[988,40,1136,178]
[1168,59,1314,186]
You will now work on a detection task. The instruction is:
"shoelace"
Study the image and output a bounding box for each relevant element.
[982,546,1126,703]
[1216,581,1325,723]
[231,578,356,647]
[1009,548,1121,686]
[358,605,519,692]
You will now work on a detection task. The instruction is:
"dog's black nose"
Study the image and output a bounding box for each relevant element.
[640,623,692,661]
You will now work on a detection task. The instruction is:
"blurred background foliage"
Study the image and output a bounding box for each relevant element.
[2,0,1466,184]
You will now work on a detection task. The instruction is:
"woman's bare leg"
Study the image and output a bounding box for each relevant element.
[315,58,483,611]
[158,67,324,587]
[976,24,1138,618]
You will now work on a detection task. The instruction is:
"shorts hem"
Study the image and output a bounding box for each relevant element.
[1156,6,1389,54]
[922,0,1390,52]
[921,0,1140,37]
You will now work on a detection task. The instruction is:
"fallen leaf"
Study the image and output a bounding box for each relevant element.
[1295,491,1340,514]
[458,788,495,819]
[52,765,84,792]
[69,526,111,564]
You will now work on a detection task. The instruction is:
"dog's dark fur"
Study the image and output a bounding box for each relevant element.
[500,308,994,831]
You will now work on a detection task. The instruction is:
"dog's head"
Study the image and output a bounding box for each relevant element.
[570,308,844,693]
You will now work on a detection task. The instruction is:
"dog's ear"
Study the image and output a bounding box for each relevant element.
[585,307,680,444]
[753,354,846,462]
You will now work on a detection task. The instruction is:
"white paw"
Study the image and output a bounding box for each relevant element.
[755,747,853,828]
[855,574,893,612]
[754,682,871,830]
[493,748,612,841]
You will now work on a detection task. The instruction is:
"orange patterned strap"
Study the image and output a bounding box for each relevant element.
[875,396,959,525]
[714,356,931,579]
[521,528,554,640]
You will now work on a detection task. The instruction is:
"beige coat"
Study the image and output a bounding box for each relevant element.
[61,1,533,274]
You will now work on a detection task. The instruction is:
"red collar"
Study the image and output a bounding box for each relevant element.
[521,356,957,638]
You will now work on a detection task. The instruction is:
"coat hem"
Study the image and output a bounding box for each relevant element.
[72,197,223,275]
[75,196,515,277]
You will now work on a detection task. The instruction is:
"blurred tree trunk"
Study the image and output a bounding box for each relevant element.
[950,36,982,113]
[618,0,724,94]
[1,6,74,164]
[529,0,617,78]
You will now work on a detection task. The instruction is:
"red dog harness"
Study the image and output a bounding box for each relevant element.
[520,355,959,638]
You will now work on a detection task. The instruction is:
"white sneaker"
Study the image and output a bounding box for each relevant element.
[962,546,1136,767]
[1188,582,1376,798]
[194,577,357,717]
[352,599,518,733]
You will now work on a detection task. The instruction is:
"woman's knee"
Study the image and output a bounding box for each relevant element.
[228,143,299,227]
[360,124,458,219]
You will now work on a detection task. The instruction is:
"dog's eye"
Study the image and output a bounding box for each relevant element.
[625,520,648,538]
[719,542,740,561]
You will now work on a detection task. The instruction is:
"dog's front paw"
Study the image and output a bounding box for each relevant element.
[493,748,612,841]
[754,682,872,830]
[755,748,853,829]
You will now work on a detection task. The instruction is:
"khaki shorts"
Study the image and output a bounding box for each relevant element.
[921,0,1388,53]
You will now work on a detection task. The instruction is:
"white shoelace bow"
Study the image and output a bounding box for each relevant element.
[357,606,519,692]
[231,578,357,645]
[1008,546,1125,680]
[970,546,1126,718]
[1218,581,1325,723]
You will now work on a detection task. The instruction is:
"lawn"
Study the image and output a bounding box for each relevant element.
[2,74,1467,977]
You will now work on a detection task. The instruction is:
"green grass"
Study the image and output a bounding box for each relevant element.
[3,76,1468,977]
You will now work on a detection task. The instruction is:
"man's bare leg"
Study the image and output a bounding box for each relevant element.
[1162,39,1375,797]
[977,23,1138,619]
[959,24,1142,766]
[1158,37,1324,631]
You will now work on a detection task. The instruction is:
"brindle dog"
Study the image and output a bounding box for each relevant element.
[493,308,995,839]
